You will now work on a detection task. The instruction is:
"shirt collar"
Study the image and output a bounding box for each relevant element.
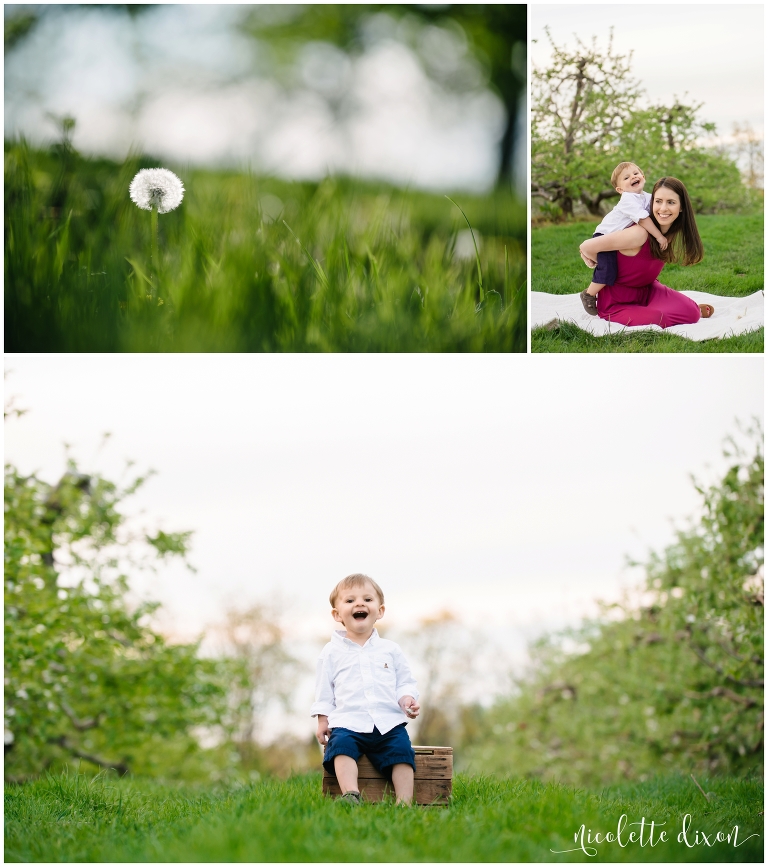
[332,627,379,648]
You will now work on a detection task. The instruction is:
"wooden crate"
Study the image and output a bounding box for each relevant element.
[322,745,452,805]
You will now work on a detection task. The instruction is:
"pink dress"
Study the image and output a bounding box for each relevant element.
[596,239,701,328]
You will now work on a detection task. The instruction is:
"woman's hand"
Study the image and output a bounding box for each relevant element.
[581,224,649,259]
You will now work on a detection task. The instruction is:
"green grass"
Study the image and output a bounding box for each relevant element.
[531,214,763,353]
[533,321,764,353]
[4,139,526,352]
[4,771,763,862]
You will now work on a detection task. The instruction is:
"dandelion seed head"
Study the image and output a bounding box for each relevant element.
[129,168,184,214]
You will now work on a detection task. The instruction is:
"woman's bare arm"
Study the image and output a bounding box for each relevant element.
[580,224,649,262]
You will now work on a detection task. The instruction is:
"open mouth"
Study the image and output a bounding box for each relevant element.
[631,179,641,188]
[352,611,368,620]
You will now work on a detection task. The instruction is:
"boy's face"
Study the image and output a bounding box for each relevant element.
[615,165,645,194]
[332,581,385,639]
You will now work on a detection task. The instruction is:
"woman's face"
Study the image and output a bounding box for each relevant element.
[652,186,682,233]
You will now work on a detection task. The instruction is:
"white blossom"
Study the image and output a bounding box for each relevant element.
[129,168,185,214]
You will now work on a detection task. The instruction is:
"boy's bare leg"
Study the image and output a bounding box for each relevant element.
[334,755,360,795]
[391,763,414,805]
[584,281,604,297]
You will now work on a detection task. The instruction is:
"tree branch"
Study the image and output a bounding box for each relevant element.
[683,687,757,708]
[688,644,764,687]
[60,701,104,731]
[49,735,129,775]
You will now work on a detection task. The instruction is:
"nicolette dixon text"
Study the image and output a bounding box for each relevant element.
[550,813,759,857]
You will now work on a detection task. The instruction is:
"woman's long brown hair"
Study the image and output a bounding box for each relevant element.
[647,177,704,266]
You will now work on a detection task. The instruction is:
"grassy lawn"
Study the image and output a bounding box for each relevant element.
[531,214,763,353]
[4,140,526,352]
[4,771,763,862]
[533,321,764,353]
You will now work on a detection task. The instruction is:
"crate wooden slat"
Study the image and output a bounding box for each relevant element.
[322,745,452,805]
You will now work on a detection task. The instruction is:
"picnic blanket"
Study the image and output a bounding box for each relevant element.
[531,290,764,341]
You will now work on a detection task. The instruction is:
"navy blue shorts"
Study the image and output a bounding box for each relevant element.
[591,233,618,286]
[323,724,416,777]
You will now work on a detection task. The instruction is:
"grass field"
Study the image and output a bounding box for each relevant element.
[4,771,763,862]
[4,140,526,352]
[531,214,764,353]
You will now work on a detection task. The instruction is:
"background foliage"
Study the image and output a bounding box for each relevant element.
[531,29,757,219]
[463,429,764,786]
[4,138,525,352]
[3,458,233,782]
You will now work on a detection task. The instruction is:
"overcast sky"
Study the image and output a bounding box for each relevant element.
[6,353,763,635]
[529,3,764,142]
[4,2,522,193]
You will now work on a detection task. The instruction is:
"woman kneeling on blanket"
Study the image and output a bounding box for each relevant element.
[579,177,713,328]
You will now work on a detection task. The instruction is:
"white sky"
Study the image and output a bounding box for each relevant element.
[4,2,522,193]
[5,353,763,635]
[529,2,764,142]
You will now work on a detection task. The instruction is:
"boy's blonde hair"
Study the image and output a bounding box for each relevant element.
[330,573,385,608]
[610,161,642,189]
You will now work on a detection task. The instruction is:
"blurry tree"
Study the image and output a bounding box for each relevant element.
[465,426,764,786]
[239,4,526,188]
[4,457,229,781]
[208,604,300,768]
[4,4,525,189]
[402,610,502,748]
[532,28,745,217]
[730,122,764,191]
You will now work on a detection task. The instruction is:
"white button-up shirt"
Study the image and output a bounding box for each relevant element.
[595,190,652,235]
[310,629,419,734]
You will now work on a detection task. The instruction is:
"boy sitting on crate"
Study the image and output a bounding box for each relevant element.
[311,573,420,805]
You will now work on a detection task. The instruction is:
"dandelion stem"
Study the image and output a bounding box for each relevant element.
[150,205,158,299]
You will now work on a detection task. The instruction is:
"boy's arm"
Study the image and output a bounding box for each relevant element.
[398,695,420,718]
[316,714,331,745]
[310,655,335,743]
[580,224,648,261]
[392,644,420,718]
[637,216,668,250]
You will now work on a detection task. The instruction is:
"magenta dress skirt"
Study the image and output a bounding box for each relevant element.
[596,239,701,328]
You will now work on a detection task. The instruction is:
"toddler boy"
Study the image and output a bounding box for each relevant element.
[579,162,668,315]
[311,573,420,805]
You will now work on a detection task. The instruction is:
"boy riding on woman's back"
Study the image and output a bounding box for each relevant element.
[579,161,669,315]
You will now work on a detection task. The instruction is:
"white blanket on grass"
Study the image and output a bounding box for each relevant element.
[531,290,764,341]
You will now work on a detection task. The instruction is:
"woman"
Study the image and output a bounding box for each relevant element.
[579,177,713,328]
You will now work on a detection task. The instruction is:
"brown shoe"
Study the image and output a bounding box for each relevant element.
[699,304,714,318]
[580,291,598,316]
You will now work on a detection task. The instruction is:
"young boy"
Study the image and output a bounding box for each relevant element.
[579,162,668,315]
[311,573,420,805]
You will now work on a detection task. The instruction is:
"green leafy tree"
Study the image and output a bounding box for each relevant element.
[618,102,747,213]
[4,459,228,781]
[532,28,745,217]
[531,28,642,217]
[466,427,763,786]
